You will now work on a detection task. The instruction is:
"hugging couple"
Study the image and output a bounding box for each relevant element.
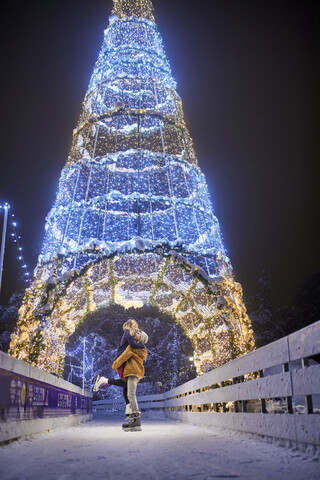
[93,318,148,432]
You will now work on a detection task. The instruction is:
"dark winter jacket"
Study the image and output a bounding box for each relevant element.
[112,345,148,380]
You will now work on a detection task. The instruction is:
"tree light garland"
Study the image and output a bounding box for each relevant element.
[0,203,32,289]
[10,0,255,375]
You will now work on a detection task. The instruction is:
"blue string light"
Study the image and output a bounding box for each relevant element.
[9,1,255,374]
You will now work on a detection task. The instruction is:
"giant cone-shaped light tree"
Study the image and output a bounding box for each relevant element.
[10,0,255,375]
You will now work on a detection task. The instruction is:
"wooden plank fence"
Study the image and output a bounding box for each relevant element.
[93,321,320,446]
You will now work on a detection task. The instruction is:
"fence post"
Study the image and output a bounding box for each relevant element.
[232,378,239,413]
[282,363,293,414]
[259,370,267,413]
[302,358,313,414]
[221,381,227,412]
[240,375,247,412]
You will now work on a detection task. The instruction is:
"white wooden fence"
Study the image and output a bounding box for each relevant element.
[93,321,320,446]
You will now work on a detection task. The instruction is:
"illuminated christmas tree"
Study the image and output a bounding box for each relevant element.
[10,0,254,375]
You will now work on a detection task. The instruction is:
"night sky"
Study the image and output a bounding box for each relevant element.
[0,0,319,309]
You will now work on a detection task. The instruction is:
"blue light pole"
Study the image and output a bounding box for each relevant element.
[82,337,86,395]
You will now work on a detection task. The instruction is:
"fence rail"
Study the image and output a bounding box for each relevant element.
[94,321,320,446]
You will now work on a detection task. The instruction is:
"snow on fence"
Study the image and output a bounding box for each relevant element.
[0,350,93,443]
[93,320,320,446]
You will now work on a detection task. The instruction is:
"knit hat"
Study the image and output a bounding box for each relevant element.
[140,330,148,345]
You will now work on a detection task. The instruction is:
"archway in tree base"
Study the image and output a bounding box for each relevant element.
[10,250,254,375]
[64,304,197,394]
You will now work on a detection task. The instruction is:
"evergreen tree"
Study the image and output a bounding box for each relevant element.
[0,292,24,352]
[295,271,320,327]
[249,269,320,347]
[249,269,276,347]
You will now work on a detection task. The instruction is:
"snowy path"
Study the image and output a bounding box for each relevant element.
[0,414,319,480]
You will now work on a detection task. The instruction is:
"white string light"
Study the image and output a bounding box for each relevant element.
[0,203,32,286]
[9,0,255,375]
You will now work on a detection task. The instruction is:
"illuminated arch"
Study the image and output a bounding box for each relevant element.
[11,249,253,375]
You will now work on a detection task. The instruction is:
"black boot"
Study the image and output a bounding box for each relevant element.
[122,413,141,432]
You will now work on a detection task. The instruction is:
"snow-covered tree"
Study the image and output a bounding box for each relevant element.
[295,271,320,328]
[249,269,320,347]
[248,269,276,347]
[0,292,24,352]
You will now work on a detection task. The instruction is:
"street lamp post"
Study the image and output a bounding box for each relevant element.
[0,204,9,295]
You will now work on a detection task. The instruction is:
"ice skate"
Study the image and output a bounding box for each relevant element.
[122,413,142,432]
[93,375,109,392]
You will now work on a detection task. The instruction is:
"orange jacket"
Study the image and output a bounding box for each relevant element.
[112,345,148,380]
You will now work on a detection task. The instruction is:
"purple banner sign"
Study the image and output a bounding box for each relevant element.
[0,368,92,422]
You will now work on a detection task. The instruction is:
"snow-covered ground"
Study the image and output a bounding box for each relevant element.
[0,413,319,480]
